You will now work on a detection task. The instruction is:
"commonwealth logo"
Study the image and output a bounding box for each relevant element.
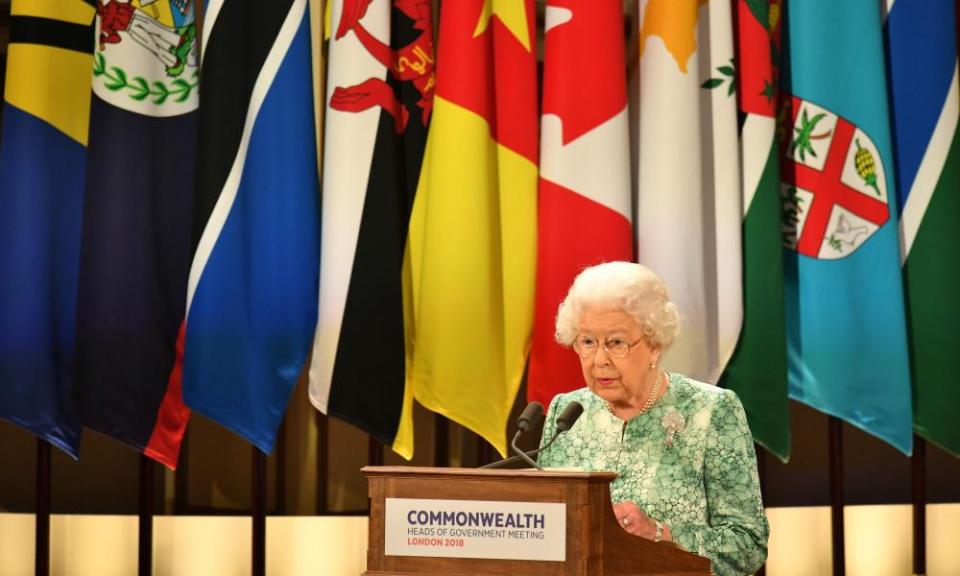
[779,96,890,259]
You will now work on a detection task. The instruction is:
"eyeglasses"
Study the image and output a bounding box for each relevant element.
[573,335,643,359]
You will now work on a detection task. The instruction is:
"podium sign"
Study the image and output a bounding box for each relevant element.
[384,498,566,561]
[363,466,711,576]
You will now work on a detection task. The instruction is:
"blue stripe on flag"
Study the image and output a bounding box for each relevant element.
[183,14,319,452]
[0,104,86,456]
[885,0,957,207]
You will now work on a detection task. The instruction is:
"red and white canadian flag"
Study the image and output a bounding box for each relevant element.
[528,0,634,408]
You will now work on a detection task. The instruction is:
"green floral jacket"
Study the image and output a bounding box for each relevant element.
[537,373,769,576]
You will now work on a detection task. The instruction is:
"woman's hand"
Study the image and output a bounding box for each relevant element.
[612,501,672,542]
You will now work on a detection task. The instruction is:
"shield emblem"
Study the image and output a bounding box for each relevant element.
[93,0,199,117]
[779,96,890,259]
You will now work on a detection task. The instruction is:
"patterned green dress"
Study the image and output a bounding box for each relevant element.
[537,373,769,576]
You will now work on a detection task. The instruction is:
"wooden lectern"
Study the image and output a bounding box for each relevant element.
[363,466,711,576]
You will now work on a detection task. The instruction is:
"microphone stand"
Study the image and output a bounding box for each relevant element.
[510,430,542,470]
[481,425,566,469]
[481,400,583,470]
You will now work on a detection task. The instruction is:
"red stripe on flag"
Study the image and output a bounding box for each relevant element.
[529,178,633,408]
[737,0,780,117]
[144,321,191,470]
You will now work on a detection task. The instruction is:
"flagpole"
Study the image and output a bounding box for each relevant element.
[477,437,494,467]
[434,414,449,468]
[35,439,51,576]
[316,412,328,514]
[368,437,384,468]
[251,446,267,576]
[138,454,154,576]
[276,416,287,514]
[175,429,190,514]
[828,416,845,576]
[912,435,926,576]
[367,438,384,515]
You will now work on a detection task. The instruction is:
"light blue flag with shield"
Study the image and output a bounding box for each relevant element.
[779,0,913,454]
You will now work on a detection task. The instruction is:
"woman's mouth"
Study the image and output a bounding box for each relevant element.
[595,377,616,387]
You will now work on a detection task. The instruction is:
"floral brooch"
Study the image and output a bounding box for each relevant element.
[661,409,686,447]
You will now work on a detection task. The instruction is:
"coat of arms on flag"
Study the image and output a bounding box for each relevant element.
[780,95,890,259]
[93,0,198,116]
[329,0,435,133]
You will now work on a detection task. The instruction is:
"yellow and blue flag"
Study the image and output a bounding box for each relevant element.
[779,0,913,454]
[0,1,96,456]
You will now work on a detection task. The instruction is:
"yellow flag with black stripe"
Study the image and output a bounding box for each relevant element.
[0,0,95,456]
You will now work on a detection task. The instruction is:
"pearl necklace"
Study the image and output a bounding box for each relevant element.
[604,369,664,418]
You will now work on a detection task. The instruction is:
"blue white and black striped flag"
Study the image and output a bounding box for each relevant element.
[183,0,320,452]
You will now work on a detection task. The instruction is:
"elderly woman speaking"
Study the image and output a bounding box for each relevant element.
[537,262,769,576]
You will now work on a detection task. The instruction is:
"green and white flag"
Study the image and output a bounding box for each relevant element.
[719,0,790,460]
[887,0,960,457]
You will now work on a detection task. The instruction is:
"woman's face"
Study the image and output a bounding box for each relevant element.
[575,306,660,409]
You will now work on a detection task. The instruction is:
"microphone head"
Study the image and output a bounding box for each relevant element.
[556,401,584,433]
[517,401,544,432]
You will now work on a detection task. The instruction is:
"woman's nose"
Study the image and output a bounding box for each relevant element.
[593,344,612,365]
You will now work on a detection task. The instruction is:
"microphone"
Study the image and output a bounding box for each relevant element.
[532,401,583,457]
[481,401,583,469]
[516,400,545,433]
[481,401,543,469]
[510,401,544,469]
[555,401,584,433]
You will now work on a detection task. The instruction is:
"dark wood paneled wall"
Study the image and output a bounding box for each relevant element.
[2,391,959,515]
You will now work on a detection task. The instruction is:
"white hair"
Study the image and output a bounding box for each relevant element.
[554,261,680,350]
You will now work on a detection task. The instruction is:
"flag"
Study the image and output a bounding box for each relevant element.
[886,0,960,457]
[310,0,434,458]
[527,0,634,409]
[630,0,742,383]
[71,0,197,468]
[183,0,321,453]
[719,0,790,460]
[0,1,95,456]
[780,0,912,454]
[406,0,538,456]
